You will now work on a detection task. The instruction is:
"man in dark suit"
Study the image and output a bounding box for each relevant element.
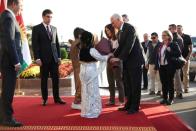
[169,24,184,98]
[141,33,151,90]
[110,14,145,114]
[32,9,65,106]
[0,0,23,127]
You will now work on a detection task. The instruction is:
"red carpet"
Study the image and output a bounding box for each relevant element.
[0,97,192,131]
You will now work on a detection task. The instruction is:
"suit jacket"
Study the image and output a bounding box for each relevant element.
[146,41,161,65]
[114,23,145,68]
[32,23,60,64]
[155,42,181,70]
[173,32,184,52]
[141,40,152,54]
[0,10,23,69]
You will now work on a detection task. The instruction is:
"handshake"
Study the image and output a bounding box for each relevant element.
[108,53,121,67]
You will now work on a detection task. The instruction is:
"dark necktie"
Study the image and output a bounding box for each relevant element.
[145,41,148,47]
[117,30,121,42]
[46,25,52,40]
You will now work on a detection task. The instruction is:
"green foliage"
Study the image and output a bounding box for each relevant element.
[60,48,68,59]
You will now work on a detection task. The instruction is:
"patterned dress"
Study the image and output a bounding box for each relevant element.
[80,48,108,118]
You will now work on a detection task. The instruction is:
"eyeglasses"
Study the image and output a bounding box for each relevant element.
[151,37,156,39]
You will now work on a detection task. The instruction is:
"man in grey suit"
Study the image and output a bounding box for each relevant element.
[0,0,23,127]
[32,9,65,106]
[110,14,145,114]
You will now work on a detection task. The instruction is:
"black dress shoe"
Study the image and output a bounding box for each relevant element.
[42,100,47,106]
[105,101,115,106]
[141,87,147,90]
[54,99,66,104]
[118,107,128,111]
[167,100,174,105]
[160,99,167,104]
[176,93,183,99]
[127,109,139,115]
[156,91,162,96]
[2,119,23,127]
[149,91,155,95]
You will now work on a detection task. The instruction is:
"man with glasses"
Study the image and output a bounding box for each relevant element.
[32,9,66,106]
[169,24,184,99]
[177,25,192,93]
[145,33,162,96]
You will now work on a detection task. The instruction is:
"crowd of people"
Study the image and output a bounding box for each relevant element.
[141,24,192,102]
[0,0,193,127]
[69,14,193,119]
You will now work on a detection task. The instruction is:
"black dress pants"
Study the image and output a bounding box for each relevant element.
[142,66,148,89]
[124,66,142,111]
[159,65,176,101]
[40,60,59,101]
[0,66,17,121]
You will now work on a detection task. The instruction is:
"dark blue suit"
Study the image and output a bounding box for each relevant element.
[0,10,23,122]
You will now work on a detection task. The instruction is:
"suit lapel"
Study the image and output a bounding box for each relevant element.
[50,26,54,42]
[41,23,52,40]
[6,11,19,33]
[14,19,20,33]
[118,23,125,44]
[117,31,121,43]
[6,11,21,43]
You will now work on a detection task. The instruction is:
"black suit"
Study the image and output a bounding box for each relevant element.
[141,41,151,89]
[114,23,145,112]
[32,23,61,101]
[0,10,23,121]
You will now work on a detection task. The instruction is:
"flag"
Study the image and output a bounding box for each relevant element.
[1,0,31,76]
[0,0,6,14]
[16,15,32,75]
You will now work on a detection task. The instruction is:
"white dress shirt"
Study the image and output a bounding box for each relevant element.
[42,22,52,32]
[111,39,119,49]
[120,22,124,31]
[160,44,168,65]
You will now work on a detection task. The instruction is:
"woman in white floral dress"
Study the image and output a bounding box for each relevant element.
[79,31,111,118]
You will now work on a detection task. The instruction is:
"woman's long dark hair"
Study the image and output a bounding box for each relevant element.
[80,31,94,49]
[73,27,85,39]
[105,24,117,40]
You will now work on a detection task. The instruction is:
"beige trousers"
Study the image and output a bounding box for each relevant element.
[149,64,162,92]
[174,69,183,93]
[182,60,190,90]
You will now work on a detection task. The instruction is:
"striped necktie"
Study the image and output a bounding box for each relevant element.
[46,25,52,40]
